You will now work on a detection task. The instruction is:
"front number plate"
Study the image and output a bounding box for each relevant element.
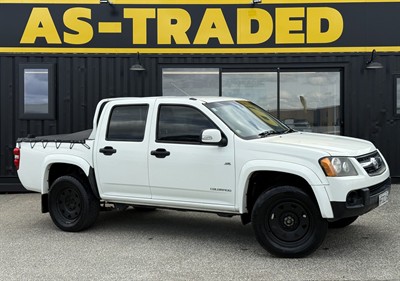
[378,190,389,206]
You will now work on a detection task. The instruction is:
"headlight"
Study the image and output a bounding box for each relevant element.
[319,157,358,177]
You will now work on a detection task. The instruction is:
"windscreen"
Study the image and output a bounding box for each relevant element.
[206,100,290,139]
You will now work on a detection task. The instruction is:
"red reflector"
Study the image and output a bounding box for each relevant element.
[13,147,20,170]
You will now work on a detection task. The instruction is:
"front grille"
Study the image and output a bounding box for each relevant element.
[356,151,386,176]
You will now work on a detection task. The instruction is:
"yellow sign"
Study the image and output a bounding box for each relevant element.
[0,2,399,54]
[19,7,343,46]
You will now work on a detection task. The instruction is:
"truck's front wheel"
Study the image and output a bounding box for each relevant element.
[252,186,328,258]
[49,176,99,232]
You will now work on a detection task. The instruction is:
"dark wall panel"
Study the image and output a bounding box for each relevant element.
[1,53,399,191]
[0,57,16,178]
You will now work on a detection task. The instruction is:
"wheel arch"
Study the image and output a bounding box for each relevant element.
[237,160,333,220]
[42,155,92,194]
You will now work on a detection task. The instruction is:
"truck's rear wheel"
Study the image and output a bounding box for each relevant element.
[251,186,328,258]
[49,176,99,232]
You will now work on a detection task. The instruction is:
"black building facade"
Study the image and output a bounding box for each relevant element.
[1,0,400,191]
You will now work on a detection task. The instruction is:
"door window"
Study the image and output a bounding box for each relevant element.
[157,105,216,144]
[107,105,149,142]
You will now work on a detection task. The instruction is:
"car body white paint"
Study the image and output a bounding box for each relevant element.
[16,96,390,219]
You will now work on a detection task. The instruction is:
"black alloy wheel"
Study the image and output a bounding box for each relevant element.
[49,176,99,232]
[268,200,311,244]
[252,185,328,258]
[55,186,82,222]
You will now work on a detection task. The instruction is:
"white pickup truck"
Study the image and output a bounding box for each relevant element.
[15,97,391,258]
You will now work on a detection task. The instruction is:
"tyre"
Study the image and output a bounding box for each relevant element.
[251,186,328,258]
[328,216,358,228]
[48,175,100,232]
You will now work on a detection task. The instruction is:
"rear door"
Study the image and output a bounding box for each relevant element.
[94,100,153,199]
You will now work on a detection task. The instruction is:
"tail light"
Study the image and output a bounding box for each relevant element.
[13,147,20,170]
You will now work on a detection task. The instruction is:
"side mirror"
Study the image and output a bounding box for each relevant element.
[201,129,223,144]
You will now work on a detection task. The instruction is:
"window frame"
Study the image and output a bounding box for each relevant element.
[19,63,55,120]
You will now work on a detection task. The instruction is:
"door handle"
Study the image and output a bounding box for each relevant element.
[99,146,117,156]
[150,148,170,158]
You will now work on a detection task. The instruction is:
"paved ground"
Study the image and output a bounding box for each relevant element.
[0,186,399,281]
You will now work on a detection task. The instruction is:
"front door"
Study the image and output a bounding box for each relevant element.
[148,103,235,207]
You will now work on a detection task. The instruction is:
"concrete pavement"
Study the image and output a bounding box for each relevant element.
[0,186,399,280]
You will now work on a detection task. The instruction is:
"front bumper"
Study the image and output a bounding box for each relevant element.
[330,177,391,219]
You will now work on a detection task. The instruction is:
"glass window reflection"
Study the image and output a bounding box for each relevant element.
[24,69,49,114]
[162,68,341,135]
[162,68,219,96]
[222,72,277,115]
[396,78,400,114]
[280,72,341,135]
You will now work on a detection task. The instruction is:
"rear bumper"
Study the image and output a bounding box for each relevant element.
[330,177,391,219]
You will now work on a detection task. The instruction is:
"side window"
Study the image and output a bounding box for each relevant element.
[396,75,400,115]
[157,105,216,143]
[107,105,149,142]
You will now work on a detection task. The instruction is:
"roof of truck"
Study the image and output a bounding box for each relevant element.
[100,96,245,104]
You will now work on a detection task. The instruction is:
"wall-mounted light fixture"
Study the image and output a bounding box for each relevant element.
[100,0,118,15]
[130,52,146,72]
[252,0,262,5]
[366,49,384,69]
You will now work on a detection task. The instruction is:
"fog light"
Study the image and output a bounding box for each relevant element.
[346,190,364,206]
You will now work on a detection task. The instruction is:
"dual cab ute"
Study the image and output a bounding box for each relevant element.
[15,97,391,257]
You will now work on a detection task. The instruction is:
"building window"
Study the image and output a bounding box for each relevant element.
[107,105,149,142]
[19,64,55,119]
[162,68,219,96]
[222,71,277,114]
[396,76,400,115]
[280,72,341,135]
[162,67,342,135]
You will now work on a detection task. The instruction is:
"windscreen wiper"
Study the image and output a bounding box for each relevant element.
[258,130,281,138]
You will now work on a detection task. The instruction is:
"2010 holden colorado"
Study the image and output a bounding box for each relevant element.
[14,97,391,258]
